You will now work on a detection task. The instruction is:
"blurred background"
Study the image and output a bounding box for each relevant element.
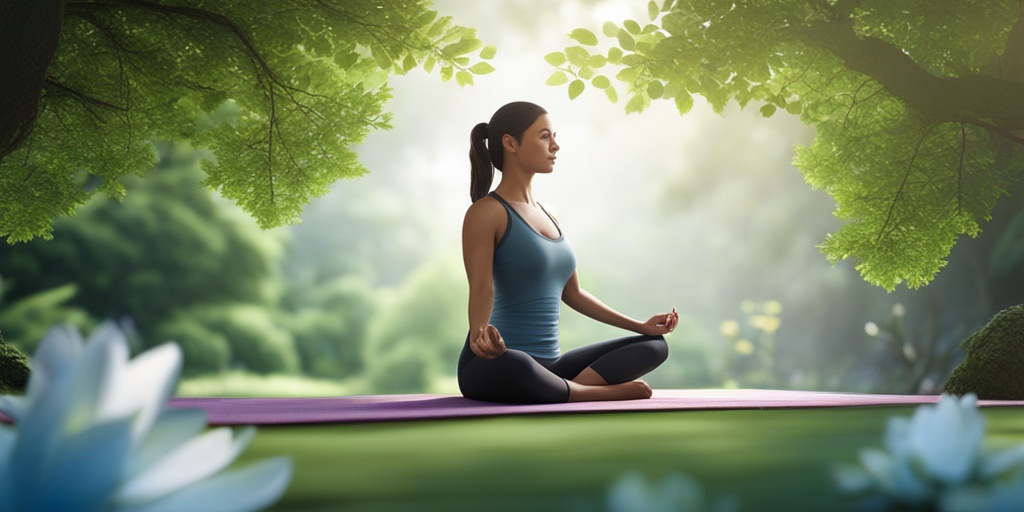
[3,0,1024,397]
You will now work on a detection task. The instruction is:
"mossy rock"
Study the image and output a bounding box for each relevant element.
[945,304,1024,399]
[0,340,30,393]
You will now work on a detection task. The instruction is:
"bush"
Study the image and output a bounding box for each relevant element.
[0,339,30,393]
[945,304,1024,399]
[154,318,231,376]
[366,339,437,394]
[279,309,351,378]
[194,304,300,375]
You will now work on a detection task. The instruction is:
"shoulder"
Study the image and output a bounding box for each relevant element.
[539,201,560,222]
[463,195,507,233]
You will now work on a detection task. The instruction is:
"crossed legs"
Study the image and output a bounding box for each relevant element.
[457,334,668,404]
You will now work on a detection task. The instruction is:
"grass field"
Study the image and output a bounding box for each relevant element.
[238,406,1024,512]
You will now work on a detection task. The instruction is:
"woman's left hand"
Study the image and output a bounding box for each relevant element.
[639,308,679,336]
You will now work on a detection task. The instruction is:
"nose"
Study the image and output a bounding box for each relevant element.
[551,136,559,153]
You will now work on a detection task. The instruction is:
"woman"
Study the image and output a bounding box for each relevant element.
[458,101,678,404]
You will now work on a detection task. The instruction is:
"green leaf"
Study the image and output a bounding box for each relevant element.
[455,70,474,86]
[544,51,568,66]
[423,55,437,74]
[625,93,646,113]
[674,91,694,115]
[442,38,483,57]
[602,22,620,38]
[440,66,453,82]
[578,66,594,79]
[469,62,496,75]
[648,1,660,21]
[402,54,417,73]
[623,19,642,35]
[545,70,569,86]
[647,80,665,99]
[617,31,636,51]
[588,54,607,68]
[605,86,619,103]
[785,101,802,115]
[371,46,392,70]
[479,45,498,60]
[662,0,676,11]
[607,47,623,64]
[570,28,599,46]
[565,46,590,67]
[592,75,611,89]
[568,79,586,100]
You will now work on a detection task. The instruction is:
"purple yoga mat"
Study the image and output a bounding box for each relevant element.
[157,389,1024,426]
[3,389,1022,426]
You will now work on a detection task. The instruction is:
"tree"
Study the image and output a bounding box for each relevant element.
[546,0,1024,290]
[1,0,495,242]
[0,143,284,337]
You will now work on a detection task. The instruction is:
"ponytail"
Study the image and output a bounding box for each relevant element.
[469,122,492,202]
[467,101,548,202]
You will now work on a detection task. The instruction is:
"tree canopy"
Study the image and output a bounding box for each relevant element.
[0,0,494,242]
[546,0,1024,290]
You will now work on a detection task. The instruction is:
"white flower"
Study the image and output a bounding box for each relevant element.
[834,393,1024,511]
[0,322,292,512]
[607,471,739,512]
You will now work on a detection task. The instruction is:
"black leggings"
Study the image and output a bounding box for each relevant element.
[457,333,669,404]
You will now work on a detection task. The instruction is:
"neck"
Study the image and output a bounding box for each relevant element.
[494,166,535,205]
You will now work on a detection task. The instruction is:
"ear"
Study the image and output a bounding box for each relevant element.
[501,133,518,154]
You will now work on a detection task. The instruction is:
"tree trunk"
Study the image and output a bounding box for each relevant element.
[0,0,66,161]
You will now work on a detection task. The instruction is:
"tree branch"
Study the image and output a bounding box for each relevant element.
[797,17,1024,131]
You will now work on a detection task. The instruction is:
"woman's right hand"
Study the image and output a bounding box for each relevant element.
[470,325,507,359]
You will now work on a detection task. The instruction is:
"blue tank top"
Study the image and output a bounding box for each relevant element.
[488,192,577,358]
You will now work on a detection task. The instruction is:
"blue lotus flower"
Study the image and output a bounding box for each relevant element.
[834,393,1024,511]
[607,471,740,512]
[0,322,292,512]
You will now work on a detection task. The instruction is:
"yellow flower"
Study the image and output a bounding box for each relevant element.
[750,315,781,334]
[719,320,740,338]
[735,339,755,355]
[763,300,783,315]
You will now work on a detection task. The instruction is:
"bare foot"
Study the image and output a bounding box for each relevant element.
[567,379,652,402]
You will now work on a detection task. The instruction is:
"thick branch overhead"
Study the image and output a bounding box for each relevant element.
[798,17,1024,131]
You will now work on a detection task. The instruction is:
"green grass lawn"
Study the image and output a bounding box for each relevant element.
[238,406,1024,512]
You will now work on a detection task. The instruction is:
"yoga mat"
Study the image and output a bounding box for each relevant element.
[3,389,1022,426]
[158,389,1024,426]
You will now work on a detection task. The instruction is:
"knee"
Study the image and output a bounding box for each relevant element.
[645,335,669,365]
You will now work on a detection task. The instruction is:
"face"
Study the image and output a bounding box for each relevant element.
[504,114,559,174]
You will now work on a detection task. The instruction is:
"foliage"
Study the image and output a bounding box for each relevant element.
[717,300,783,388]
[153,316,232,376]
[546,0,1024,290]
[363,251,467,392]
[189,304,300,375]
[281,275,379,378]
[945,304,1024,399]
[1,0,496,242]
[0,143,282,337]
[0,337,29,394]
[0,282,93,353]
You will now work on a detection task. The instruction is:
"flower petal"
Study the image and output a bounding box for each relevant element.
[20,418,135,512]
[117,426,255,503]
[117,457,292,512]
[99,342,182,445]
[981,444,1024,480]
[126,408,208,478]
[909,394,984,485]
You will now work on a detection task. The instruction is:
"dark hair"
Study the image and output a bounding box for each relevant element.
[469,101,548,202]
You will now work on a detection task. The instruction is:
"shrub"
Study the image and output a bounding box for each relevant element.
[366,339,437,394]
[153,318,231,376]
[0,339,30,393]
[945,304,1024,399]
[194,304,300,375]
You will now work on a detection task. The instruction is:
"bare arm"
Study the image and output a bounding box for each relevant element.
[462,198,507,358]
[561,270,678,336]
